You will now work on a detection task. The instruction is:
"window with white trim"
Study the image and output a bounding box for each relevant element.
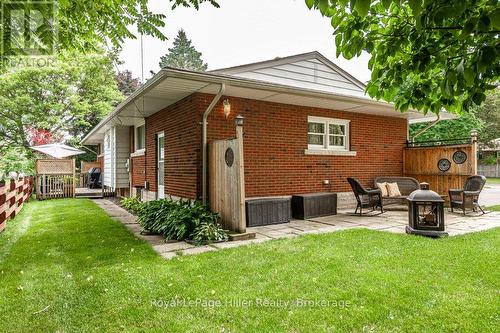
[307,116,350,151]
[135,125,145,151]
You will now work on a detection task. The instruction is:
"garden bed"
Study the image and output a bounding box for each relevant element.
[119,197,228,245]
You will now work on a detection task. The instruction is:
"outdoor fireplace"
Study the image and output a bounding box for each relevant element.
[406,183,448,238]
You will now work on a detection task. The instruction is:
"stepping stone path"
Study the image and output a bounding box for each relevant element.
[93,199,500,260]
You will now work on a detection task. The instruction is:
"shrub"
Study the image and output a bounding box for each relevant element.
[137,198,227,243]
[480,155,499,165]
[137,199,178,234]
[191,221,228,245]
[120,197,143,214]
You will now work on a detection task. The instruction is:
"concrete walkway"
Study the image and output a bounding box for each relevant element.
[480,183,500,206]
[93,199,500,260]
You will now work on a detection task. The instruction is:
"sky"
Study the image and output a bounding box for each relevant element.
[119,0,371,83]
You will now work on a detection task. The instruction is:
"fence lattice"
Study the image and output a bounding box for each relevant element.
[0,177,34,233]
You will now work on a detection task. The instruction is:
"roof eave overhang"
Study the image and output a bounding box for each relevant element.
[82,68,453,144]
[82,70,170,145]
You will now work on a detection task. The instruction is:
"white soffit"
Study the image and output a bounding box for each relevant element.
[83,60,452,144]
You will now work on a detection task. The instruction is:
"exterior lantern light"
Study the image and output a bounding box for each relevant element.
[223,99,231,118]
[235,114,244,126]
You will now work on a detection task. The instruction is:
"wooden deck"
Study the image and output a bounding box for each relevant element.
[75,187,115,198]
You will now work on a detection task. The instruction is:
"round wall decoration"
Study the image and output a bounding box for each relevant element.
[225,148,234,167]
[453,150,467,164]
[438,158,451,172]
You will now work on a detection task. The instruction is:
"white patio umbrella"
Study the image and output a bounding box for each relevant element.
[30,143,86,159]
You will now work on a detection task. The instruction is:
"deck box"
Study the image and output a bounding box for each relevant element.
[246,197,291,227]
[292,192,337,219]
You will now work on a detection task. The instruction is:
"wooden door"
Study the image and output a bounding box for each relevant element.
[208,131,246,233]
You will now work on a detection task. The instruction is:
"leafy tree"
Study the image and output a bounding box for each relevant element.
[306,0,499,115]
[409,110,483,142]
[26,128,63,146]
[0,147,35,179]
[116,70,142,96]
[476,88,500,147]
[0,52,123,152]
[159,29,208,71]
[1,1,220,57]
[409,89,499,145]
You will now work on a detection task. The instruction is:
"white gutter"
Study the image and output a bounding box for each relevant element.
[166,69,395,110]
[201,83,226,205]
[83,68,452,145]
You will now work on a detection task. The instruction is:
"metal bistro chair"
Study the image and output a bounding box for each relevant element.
[347,178,384,216]
[449,175,487,215]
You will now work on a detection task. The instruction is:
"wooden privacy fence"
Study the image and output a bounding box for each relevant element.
[403,142,476,195]
[36,159,76,200]
[478,164,500,178]
[0,177,34,233]
[209,126,246,233]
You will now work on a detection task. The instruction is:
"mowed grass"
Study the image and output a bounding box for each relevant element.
[0,199,499,332]
[487,205,500,212]
[486,177,500,185]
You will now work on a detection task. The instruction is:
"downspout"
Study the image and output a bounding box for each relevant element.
[202,83,226,205]
[411,114,441,142]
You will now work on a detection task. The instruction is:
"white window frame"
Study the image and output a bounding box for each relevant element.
[307,116,350,151]
[134,124,146,153]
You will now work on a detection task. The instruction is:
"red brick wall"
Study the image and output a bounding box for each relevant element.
[144,95,200,198]
[198,93,407,197]
[130,156,145,187]
[140,93,407,200]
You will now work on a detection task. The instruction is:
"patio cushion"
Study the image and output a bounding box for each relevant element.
[376,182,389,197]
[387,182,402,197]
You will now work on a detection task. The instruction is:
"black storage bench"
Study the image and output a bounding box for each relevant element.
[246,197,291,227]
[292,192,337,220]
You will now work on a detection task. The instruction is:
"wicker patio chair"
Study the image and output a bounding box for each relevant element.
[449,175,486,215]
[347,178,384,216]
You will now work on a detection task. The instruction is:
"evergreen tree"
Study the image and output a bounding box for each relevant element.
[159,30,208,71]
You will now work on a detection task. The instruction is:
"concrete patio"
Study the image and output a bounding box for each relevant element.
[249,208,500,239]
[93,199,500,260]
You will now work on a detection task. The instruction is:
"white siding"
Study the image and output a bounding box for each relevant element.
[114,126,130,189]
[103,128,113,187]
[103,126,130,190]
[224,58,366,97]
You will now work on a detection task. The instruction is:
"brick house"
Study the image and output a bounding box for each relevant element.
[82,52,445,206]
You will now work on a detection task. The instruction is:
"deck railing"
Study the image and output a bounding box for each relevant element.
[36,174,75,200]
[406,137,472,148]
[76,173,89,188]
[0,177,34,232]
[74,173,115,197]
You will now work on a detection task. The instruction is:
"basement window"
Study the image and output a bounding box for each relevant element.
[306,116,356,156]
[135,125,145,152]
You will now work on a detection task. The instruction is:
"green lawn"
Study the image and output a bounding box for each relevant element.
[487,205,500,212]
[486,177,500,185]
[1,199,499,332]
